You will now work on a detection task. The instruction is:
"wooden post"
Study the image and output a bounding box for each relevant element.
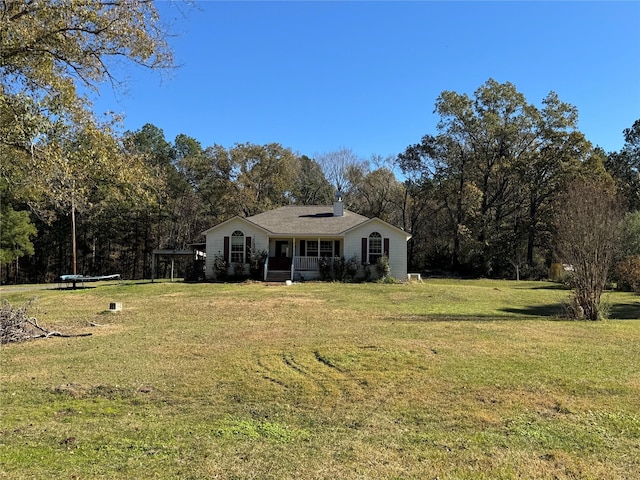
[151,252,156,283]
[71,197,77,290]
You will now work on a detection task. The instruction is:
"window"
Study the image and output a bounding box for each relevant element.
[369,232,382,264]
[306,240,318,257]
[305,240,336,257]
[320,241,333,257]
[231,230,245,263]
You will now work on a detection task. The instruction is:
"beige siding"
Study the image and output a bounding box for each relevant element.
[204,219,269,279]
[344,220,409,280]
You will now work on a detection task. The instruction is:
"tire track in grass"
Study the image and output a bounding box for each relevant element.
[255,350,360,398]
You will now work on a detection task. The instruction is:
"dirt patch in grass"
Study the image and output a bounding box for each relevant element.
[51,383,157,400]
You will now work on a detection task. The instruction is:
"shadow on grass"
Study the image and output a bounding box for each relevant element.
[390,313,559,323]
[503,302,640,320]
[523,284,568,291]
[501,304,566,318]
[607,303,640,320]
[392,301,639,322]
[55,286,97,291]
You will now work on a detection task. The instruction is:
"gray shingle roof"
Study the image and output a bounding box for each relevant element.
[246,205,369,236]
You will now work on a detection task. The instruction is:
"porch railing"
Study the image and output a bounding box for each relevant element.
[293,256,320,271]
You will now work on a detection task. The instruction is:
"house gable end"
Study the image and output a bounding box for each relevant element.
[203,217,270,278]
[343,217,411,240]
[344,217,410,280]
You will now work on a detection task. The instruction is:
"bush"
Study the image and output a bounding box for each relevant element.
[318,257,333,281]
[332,256,345,281]
[232,262,245,279]
[185,259,206,282]
[363,264,372,282]
[249,249,268,280]
[344,255,359,282]
[213,254,228,281]
[616,255,640,293]
[378,275,400,284]
[375,255,391,280]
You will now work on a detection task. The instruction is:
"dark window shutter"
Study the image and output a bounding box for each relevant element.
[245,236,251,261]
[384,238,390,258]
[299,240,306,257]
[361,237,367,264]
[223,236,230,263]
[334,240,340,257]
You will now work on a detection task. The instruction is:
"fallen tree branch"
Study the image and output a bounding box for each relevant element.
[25,320,92,338]
[87,320,107,327]
[1,299,91,344]
[33,331,93,339]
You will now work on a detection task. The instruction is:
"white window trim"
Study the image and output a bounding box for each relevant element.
[231,230,245,263]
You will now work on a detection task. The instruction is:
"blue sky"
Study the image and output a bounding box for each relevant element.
[91,1,640,161]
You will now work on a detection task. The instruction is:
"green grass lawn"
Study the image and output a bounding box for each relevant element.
[1,279,639,479]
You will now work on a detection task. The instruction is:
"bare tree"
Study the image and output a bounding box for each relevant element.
[555,179,624,320]
[316,148,364,195]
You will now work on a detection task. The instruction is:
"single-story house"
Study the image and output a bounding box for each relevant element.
[202,196,411,281]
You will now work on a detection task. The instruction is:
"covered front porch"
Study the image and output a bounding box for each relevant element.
[264,237,342,281]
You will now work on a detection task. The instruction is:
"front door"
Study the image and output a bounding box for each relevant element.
[275,240,289,258]
[271,240,291,271]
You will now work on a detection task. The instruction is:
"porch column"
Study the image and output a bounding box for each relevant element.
[292,237,296,279]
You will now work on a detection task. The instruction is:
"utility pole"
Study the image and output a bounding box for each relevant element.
[71,194,77,290]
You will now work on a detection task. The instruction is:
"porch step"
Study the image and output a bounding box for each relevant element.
[266,270,291,282]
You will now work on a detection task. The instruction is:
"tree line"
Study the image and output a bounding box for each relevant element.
[3,110,639,284]
[1,2,639,302]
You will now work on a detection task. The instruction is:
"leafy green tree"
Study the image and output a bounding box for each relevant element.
[1,1,176,280]
[0,0,171,128]
[181,143,235,223]
[171,134,215,243]
[399,79,590,277]
[120,124,180,277]
[181,142,307,222]
[399,132,479,270]
[8,120,157,281]
[399,177,437,272]
[437,80,544,275]
[290,155,333,205]
[620,212,640,257]
[1,0,174,202]
[349,164,405,225]
[614,211,640,292]
[0,205,37,266]
[230,143,300,216]
[515,92,589,270]
[606,119,640,211]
